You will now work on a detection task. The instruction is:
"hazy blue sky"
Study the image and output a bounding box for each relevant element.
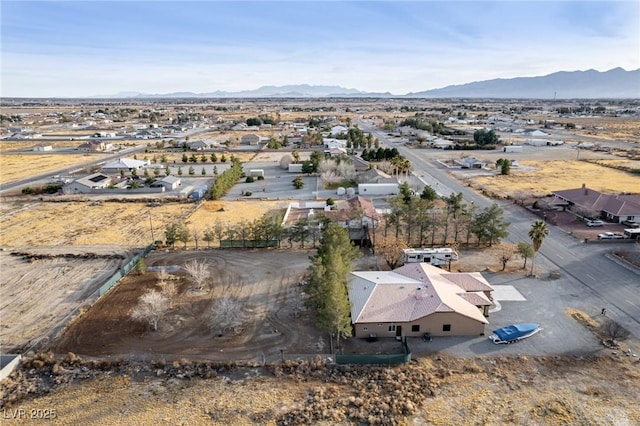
[2,0,639,97]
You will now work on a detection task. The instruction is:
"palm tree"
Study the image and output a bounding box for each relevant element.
[528,220,549,276]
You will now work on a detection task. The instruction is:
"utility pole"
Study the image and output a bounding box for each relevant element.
[148,210,155,242]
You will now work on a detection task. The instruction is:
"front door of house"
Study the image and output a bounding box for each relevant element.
[396,325,402,337]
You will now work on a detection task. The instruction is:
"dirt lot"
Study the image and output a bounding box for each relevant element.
[0,246,138,352]
[52,250,326,360]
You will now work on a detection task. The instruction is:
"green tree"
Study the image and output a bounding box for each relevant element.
[178,167,183,176]
[182,153,188,163]
[188,166,195,175]
[501,160,511,175]
[473,128,499,145]
[210,153,218,163]
[471,203,510,247]
[528,220,549,276]
[420,185,438,201]
[517,242,535,270]
[201,167,206,176]
[293,175,304,189]
[306,223,360,351]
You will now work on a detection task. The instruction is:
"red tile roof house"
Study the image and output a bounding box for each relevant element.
[348,263,494,339]
[552,184,640,224]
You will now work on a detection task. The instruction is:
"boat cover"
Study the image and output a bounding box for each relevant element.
[492,323,540,342]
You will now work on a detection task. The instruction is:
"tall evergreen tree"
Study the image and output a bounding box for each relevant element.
[306,223,360,350]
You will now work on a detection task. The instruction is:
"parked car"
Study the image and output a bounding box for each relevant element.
[598,232,625,240]
[586,220,605,227]
[621,220,639,228]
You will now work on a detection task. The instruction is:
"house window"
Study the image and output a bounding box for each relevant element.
[442,324,451,332]
[411,325,420,332]
[363,327,368,331]
[388,325,396,332]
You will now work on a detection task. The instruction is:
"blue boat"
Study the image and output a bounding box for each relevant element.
[489,323,541,344]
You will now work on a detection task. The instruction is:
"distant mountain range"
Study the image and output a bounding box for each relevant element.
[94,68,639,99]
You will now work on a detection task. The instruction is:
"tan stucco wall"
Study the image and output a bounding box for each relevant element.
[354,312,486,338]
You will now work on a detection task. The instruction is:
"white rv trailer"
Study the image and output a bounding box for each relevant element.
[403,248,459,267]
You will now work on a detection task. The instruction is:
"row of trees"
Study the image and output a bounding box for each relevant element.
[378,183,510,249]
[180,153,228,163]
[209,157,243,200]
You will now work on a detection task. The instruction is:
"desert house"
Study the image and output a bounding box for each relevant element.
[77,140,112,152]
[348,262,494,339]
[551,185,640,224]
[64,173,112,193]
[282,196,380,245]
[240,133,261,145]
[101,158,150,174]
[149,175,181,191]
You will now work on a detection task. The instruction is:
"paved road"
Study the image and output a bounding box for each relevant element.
[361,122,640,339]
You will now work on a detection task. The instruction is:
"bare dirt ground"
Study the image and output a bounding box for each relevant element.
[0,246,138,353]
[52,249,327,360]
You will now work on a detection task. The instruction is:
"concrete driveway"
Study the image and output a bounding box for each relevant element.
[410,271,606,357]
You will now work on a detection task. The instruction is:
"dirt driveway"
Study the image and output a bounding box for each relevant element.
[53,249,328,361]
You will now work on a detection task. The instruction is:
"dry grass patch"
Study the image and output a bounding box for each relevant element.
[467,160,640,198]
[0,153,108,184]
[0,201,192,247]
[188,199,293,229]
[0,199,295,247]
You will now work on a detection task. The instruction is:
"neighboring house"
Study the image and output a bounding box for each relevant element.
[134,129,163,139]
[77,140,110,152]
[240,134,261,145]
[91,131,116,138]
[12,132,42,139]
[348,262,494,339]
[349,155,370,172]
[281,196,380,245]
[150,175,181,191]
[187,140,213,151]
[456,157,484,169]
[324,196,380,243]
[330,125,348,135]
[357,168,397,184]
[101,158,149,174]
[32,145,53,152]
[65,173,112,193]
[323,138,347,151]
[526,130,549,137]
[551,184,640,223]
[431,138,455,149]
